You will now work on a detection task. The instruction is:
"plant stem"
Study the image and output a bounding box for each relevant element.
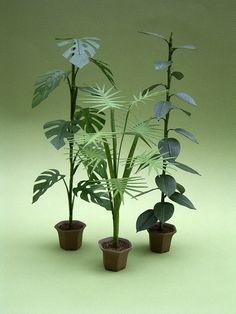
[160,32,173,231]
[68,64,78,228]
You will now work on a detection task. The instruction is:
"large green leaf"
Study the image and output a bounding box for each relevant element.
[73,180,112,210]
[169,192,196,209]
[155,101,173,120]
[32,69,69,108]
[56,37,100,68]
[90,58,115,86]
[172,128,198,144]
[158,138,181,161]
[174,92,197,107]
[136,209,157,232]
[75,108,105,133]
[154,202,174,223]
[32,169,65,203]
[174,44,196,50]
[155,174,176,197]
[44,120,80,150]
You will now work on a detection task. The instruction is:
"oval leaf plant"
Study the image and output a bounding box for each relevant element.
[169,192,196,209]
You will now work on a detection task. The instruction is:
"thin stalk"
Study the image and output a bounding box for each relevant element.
[110,108,117,178]
[117,106,131,172]
[122,135,139,179]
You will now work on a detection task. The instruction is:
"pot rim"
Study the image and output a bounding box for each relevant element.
[54,220,86,232]
[98,236,132,253]
[148,222,177,234]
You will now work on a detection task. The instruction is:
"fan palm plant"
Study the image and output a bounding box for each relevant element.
[31,37,114,250]
[72,84,166,270]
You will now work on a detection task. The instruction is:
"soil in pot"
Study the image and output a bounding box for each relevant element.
[98,237,132,272]
[54,220,86,250]
[148,222,176,253]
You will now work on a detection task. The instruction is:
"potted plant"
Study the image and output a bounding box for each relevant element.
[136,31,200,253]
[31,37,114,250]
[72,85,165,270]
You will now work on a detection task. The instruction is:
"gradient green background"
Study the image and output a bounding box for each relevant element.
[1,0,236,313]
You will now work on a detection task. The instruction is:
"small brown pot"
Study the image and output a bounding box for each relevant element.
[148,223,176,253]
[98,237,132,272]
[54,220,86,250]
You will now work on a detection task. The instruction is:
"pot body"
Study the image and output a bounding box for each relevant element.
[98,237,132,272]
[54,220,86,250]
[148,223,176,253]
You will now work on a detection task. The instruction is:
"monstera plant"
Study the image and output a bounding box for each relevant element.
[136,32,200,253]
[72,84,165,270]
[32,37,114,250]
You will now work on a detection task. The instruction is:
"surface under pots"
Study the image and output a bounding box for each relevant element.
[148,222,176,253]
[54,220,86,250]
[98,237,132,272]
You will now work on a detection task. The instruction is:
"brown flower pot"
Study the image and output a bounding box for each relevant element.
[148,223,176,253]
[98,237,132,272]
[54,220,86,250]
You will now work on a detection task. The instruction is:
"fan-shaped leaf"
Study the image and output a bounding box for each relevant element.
[32,169,65,203]
[155,101,173,120]
[44,120,80,150]
[56,37,100,68]
[172,161,200,175]
[158,138,181,161]
[32,69,69,108]
[154,202,174,223]
[175,92,197,107]
[155,61,172,70]
[171,71,184,80]
[75,108,105,133]
[172,128,198,143]
[155,174,176,197]
[169,192,196,209]
[73,180,112,210]
[136,209,156,232]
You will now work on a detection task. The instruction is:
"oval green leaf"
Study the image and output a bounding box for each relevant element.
[171,71,184,80]
[155,174,176,197]
[155,101,173,120]
[155,61,172,70]
[136,209,156,232]
[169,192,196,209]
[158,138,181,161]
[154,202,174,223]
[173,128,199,143]
[175,92,197,107]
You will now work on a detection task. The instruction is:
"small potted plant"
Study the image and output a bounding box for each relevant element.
[31,37,114,250]
[136,31,200,253]
[73,85,165,270]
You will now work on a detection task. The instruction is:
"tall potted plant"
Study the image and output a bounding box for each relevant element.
[136,31,200,253]
[32,37,114,250]
[73,85,165,270]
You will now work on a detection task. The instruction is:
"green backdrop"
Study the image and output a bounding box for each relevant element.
[1,0,236,313]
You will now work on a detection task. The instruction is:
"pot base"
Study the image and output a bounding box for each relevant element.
[54,220,86,250]
[148,223,176,253]
[98,237,132,272]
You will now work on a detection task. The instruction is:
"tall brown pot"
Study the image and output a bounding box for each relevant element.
[148,223,176,253]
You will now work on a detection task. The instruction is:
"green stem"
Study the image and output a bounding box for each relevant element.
[112,208,119,248]
[117,106,131,170]
[110,108,117,177]
[122,135,139,179]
